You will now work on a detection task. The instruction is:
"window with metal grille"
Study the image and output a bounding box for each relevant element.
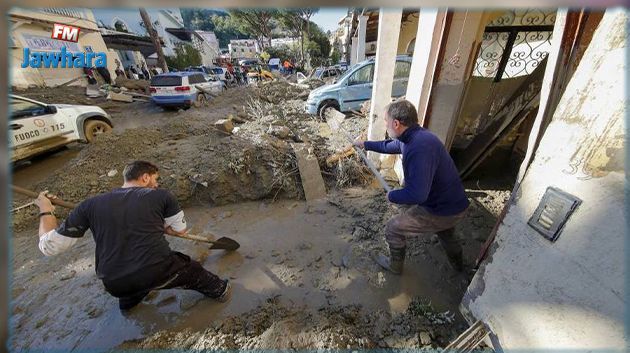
[473,9,556,82]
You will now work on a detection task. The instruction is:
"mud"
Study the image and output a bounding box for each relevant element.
[11,192,487,351]
[10,82,510,351]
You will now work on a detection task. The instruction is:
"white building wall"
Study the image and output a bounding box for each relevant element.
[462,9,626,351]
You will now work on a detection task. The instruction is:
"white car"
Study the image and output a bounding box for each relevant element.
[150,72,224,109]
[9,94,113,162]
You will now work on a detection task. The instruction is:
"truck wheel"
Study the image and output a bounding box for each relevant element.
[84,119,112,143]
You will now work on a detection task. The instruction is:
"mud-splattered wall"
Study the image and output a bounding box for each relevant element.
[461,9,626,350]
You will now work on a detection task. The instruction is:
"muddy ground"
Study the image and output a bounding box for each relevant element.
[10,82,509,351]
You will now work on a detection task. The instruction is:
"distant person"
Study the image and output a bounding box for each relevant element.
[34,160,232,311]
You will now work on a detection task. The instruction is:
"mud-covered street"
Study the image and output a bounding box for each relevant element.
[10,83,508,351]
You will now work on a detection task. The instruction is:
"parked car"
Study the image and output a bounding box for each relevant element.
[238,59,259,67]
[209,67,236,86]
[298,66,343,84]
[9,94,113,162]
[149,72,224,109]
[305,55,412,117]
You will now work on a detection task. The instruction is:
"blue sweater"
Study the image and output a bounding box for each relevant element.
[364,125,469,216]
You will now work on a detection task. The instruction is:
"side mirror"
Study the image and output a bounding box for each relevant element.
[45,105,57,114]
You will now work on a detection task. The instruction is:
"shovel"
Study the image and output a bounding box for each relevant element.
[11,184,240,251]
[324,107,392,193]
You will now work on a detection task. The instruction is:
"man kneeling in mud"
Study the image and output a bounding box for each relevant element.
[34,160,232,310]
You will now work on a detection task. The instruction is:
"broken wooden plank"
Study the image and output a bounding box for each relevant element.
[194,85,219,98]
[326,146,355,166]
[444,320,490,352]
[124,92,152,98]
[55,75,86,88]
[107,92,134,103]
[454,60,547,179]
[291,143,327,202]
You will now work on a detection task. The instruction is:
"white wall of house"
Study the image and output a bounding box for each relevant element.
[461,9,626,350]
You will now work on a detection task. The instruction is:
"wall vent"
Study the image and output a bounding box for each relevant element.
[528,187,582,242]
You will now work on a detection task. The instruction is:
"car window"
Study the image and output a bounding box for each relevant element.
[189,74,205,84]
[348,64,374,86]
[10,97,48,119]
[394,61,411,79]
[322,70,329,78]
[212,68,223,75]
[151,76,182,86]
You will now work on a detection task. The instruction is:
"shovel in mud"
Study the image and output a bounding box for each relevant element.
[323,107,392,193]
[11,184,240,251]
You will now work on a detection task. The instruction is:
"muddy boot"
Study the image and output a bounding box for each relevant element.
[437,228,464,272]
[374,246,406,274]
[214,280,232,303]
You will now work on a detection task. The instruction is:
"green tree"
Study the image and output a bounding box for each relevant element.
[330,38,342,64]
[165,43,202,70]
[229,9,278,49]
[277,10,306,65]
[305,21,332,67]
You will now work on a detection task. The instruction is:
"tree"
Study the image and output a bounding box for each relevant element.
[306,21,332,67]
[277,10,306,66]
[229,10,278,49]
[139,8,168,72]
[299,8,318,42]
[330,38,342,64]
[264,44,296,62]
[210,14,248,47]
[165,43,202,70]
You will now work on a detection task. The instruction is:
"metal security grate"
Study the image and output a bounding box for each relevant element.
[528,187,582,242]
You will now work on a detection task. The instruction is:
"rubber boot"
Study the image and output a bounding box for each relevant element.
[214,280,232,303]
[374,246,406,274]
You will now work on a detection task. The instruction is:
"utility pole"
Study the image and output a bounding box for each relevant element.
[139,8,168,73]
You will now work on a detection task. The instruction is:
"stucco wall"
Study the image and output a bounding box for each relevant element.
[461,9,626,350]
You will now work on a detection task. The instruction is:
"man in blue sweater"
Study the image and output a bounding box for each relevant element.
[354,100,469,274]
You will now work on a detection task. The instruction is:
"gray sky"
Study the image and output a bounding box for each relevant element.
[311,8,347,33]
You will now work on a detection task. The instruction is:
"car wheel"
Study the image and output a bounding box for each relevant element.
[194,93,208,108]
[84,119,112,143]
[318,101,340,120]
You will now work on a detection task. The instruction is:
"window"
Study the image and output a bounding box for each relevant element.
[348,64,373,85]
[150,75,182,86]
[394,61,411,79]
[10,97,48,119]
[189,74,205,84]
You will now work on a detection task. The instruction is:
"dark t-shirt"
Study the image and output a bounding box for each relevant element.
[57,187,182,281]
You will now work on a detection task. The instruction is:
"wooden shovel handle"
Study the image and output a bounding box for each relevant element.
[12,185,77,209]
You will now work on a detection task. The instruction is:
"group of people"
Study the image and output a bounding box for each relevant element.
[114,58,162,81]
[34,99,469,312]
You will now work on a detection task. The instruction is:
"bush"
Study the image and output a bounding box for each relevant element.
[165,43,202,70]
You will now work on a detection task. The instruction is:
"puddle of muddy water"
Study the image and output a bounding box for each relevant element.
[11,198,468,351]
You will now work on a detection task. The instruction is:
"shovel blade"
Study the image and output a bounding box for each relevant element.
[209,237,240,251]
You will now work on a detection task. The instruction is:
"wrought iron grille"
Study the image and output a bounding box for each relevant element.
[488,9,556,27]
[473,9,555,81]
[473,27,554,81]
[502,31,553,79]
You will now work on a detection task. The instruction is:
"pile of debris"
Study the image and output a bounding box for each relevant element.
[11,83,374,233]
[254,80,311,103]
